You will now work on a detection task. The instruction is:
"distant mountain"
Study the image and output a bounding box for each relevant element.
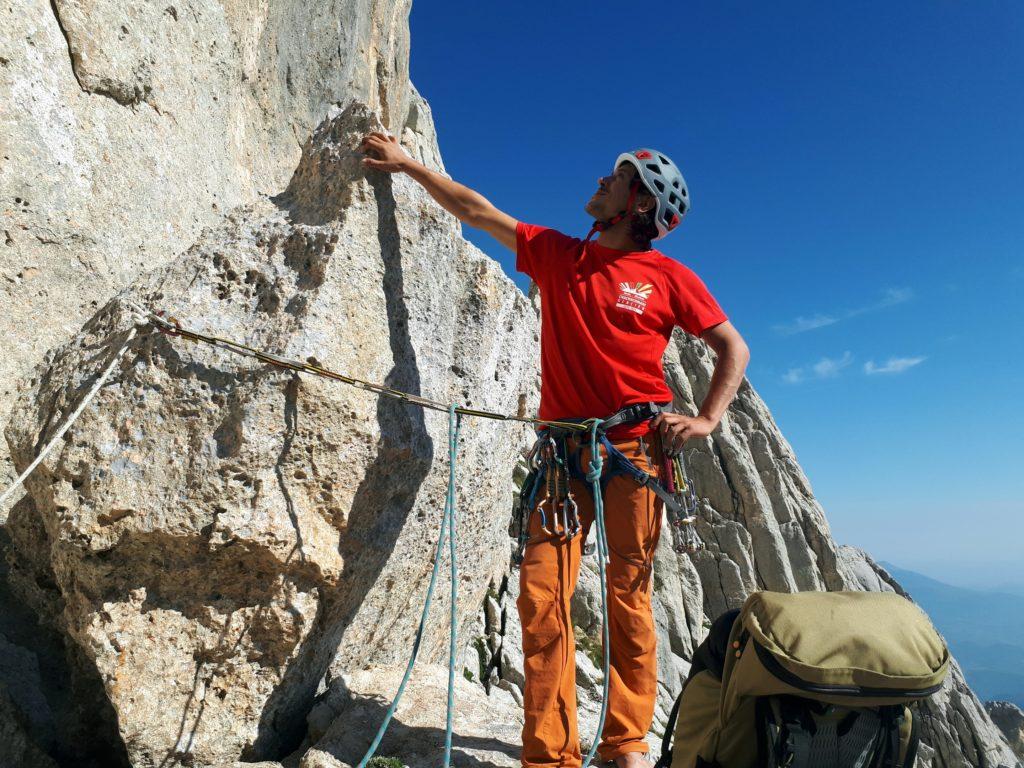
[881,562,1024,707]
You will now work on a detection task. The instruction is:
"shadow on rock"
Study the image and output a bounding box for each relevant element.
[249,162,435,762]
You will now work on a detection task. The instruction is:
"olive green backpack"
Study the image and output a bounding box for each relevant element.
[657,591,950,768]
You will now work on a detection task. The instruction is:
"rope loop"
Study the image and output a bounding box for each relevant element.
[585,419,604,483]
[153,310,184,336]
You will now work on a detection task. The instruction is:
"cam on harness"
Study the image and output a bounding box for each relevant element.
[511,401,703,564]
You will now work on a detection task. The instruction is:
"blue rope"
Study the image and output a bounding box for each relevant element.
[582,418,610,767]
[445,407,461,766]
[355,404,462,768]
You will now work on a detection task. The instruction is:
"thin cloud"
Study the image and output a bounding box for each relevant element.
[774,287,914,335]
[879,287,914,306]
[782,351,853,384]
[773,314,839,335]
[782,368,805,384]
[864,356,927,375]
[812,351,854,378]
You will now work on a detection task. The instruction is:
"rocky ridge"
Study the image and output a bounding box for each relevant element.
[986,702,1024,761]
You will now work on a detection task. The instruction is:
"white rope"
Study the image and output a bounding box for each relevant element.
[0,325,140,511]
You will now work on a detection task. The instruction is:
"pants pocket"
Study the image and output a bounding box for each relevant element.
[516,596,562,657]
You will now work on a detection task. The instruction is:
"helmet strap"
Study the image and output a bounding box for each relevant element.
[584,179,641,242]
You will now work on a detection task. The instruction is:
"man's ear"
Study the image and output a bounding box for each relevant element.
[635,192,656,214]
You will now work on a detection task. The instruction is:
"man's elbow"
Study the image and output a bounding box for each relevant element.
[728,336,751,376]
[704,323,750,367]
[733,337,750,367]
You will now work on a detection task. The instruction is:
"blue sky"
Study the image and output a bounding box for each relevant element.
[409,2,1024,588]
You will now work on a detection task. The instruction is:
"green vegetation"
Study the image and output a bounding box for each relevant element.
[575,628,604,670]
[473,636,490,685]
[367,757,403,768]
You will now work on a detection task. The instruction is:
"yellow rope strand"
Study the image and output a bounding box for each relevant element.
[142,309,594,433]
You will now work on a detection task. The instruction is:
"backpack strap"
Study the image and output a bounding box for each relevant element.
[655,694,684,768]
[866,706,904,768]
[902,708,920,768]
[657,610,741,768]
[756,697,783,766]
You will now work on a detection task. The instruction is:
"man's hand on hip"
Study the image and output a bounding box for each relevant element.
[651,412,717,455]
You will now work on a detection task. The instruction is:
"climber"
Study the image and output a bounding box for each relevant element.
[360,132,750,768]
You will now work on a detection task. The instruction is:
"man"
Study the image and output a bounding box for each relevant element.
[360,133,750,768]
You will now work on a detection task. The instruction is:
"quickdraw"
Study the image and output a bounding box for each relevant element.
[661,449,703,554]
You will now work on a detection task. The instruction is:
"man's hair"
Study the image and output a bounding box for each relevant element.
[629,183,659,249]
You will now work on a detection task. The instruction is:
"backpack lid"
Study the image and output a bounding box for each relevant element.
[741,591,949,695]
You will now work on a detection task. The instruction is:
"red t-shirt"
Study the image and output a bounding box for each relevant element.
[516,221,728,439]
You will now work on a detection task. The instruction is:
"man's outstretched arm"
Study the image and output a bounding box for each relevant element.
[360,132,518,251]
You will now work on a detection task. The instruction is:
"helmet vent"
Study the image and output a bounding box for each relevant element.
[672,179,680,189]
[658,154,669,164]
[653,179,665,192]
[645,163,662,175]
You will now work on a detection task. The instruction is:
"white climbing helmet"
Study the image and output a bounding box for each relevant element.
[615,148,690,239]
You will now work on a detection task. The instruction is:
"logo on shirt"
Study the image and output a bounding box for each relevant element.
[616,282,654,315]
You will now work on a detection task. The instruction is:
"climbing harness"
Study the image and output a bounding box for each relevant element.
[0,306,708,768]
[511,401,704,564]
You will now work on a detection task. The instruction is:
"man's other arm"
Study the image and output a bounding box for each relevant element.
[653,320,750,452]
[696,321,750,425]
[360,132,518,251]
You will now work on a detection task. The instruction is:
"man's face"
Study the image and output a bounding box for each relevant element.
[584,162,649,220]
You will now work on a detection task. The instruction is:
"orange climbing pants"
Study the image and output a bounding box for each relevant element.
[517,433,665,767]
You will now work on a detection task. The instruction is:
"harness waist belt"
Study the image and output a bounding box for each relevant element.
[599,401,671,433]
[543,401,671,436]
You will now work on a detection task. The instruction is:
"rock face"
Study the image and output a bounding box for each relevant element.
[4,102,536,766]
[2,2,1019,767]
[986,702,1024,761]
[301,665,524,768]
[0,0,425,486]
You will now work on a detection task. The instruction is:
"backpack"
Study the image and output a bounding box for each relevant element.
[656,591,950,768]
